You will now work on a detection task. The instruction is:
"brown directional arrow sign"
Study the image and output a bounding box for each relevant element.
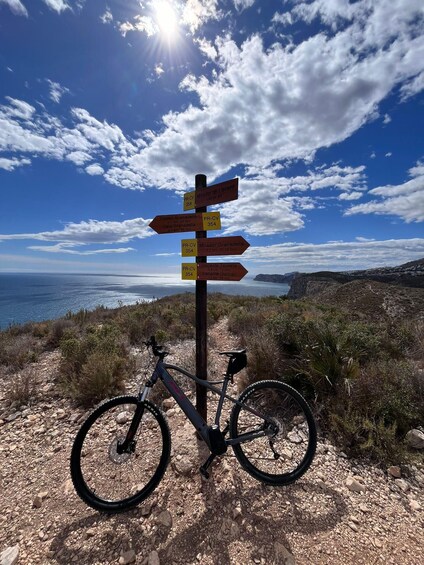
[149,212,221,234]
[184,178,238,210]
[182,262,248,281]
[181,236,250,257]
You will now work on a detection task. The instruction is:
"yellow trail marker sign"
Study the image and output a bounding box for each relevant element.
[149,212,221,234]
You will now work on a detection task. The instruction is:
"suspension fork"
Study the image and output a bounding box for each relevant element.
[117,386,151,454]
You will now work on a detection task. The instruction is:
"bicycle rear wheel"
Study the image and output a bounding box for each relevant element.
[70,396,170,512]
[230,380,316,485]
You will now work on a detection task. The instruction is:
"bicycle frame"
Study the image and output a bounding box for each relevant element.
[138,358,274,451]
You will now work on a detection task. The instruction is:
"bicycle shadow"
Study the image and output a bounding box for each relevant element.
[49,476,346,565]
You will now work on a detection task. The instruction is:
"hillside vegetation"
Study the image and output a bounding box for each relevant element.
[1,291,423,465]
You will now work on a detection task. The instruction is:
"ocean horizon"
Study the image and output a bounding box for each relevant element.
[0,272,289,330]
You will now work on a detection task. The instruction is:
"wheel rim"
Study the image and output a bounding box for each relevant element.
[234,385,313,479]
[77,401,166,505]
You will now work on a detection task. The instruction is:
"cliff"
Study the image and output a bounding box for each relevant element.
[287,258,424,299]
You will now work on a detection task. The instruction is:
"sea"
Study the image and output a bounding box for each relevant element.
[0,273,289,330]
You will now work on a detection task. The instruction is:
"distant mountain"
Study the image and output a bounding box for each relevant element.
[287,258,424,299]
[254,259,424,300]
[254,272,299,284]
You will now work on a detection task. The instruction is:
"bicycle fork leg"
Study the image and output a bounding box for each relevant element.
[117,401,146,454]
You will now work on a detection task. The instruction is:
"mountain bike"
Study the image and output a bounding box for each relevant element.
[70,336,317,513]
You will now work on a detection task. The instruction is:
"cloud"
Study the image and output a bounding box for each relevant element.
[42,0,69,13]
[244,237,424,272]
[100,7,113,24]
[0,218,154,253]
[120,2,424,187]
[182,0,221,33]
[233,0,255,11]
[0,156,31,171]
[46,79,70,103]
[85,163,104,175]
[0,0,27,16]
[217,165,367,236]
[346,161,424,222]
[27,243,134,255]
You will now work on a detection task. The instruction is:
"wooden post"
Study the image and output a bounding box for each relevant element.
[195,173,207,421]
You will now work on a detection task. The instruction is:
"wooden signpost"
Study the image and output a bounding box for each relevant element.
[149,174,248,420]
[181,235,249,257]
[182,262,248,281]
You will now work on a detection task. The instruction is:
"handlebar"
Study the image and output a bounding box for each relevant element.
[144,336,168,358]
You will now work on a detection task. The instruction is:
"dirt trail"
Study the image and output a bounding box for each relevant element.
[0,319,423,564]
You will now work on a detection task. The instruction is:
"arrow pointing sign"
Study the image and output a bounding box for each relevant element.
[182,262,248,281]
[181,236,250,257]
[149,212,221,234]
[184,178,238,211]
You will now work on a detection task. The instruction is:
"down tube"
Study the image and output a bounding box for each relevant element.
[158,364,210,444]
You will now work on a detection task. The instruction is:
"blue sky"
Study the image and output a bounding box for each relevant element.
[0,0,423,277]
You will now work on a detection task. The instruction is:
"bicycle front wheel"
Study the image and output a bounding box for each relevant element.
[230,380,316,485]
[70,396,171,512]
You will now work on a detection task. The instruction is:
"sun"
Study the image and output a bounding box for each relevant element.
[154,1,179,41]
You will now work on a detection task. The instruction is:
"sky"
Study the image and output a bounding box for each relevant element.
[0,0,423,277]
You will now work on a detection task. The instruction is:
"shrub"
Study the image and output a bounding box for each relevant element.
[59,323,135,406]
[5,368,38,407]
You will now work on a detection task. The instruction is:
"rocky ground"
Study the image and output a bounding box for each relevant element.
[0,319,423,565]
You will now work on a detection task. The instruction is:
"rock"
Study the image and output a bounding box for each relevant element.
[405,429,424,449]
[409,499,421,511]
[274,542,295,565]
[116,412,130,425]
[394,479,410,492]
[348,521,359,532]
[345,477,366,493]
[172,459,192,476]
[287,431,302,444]
[157,510,172,528]
[162,398,174,409]
[32,495,43,508]
[0,545,19,565]
[148,550,160,565]
[119,549,136,564]
[388,466,401,478]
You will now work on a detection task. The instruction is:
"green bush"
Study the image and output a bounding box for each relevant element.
[59,323,135,406]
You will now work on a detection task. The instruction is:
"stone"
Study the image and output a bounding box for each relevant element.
[172,459,192,477]
[274,542,295,565]
[388,466,401,478]
[405,429,424,449]
[0,545,19,565]
[162,398,174,409]
[394,479,410,492]
[148,551,160,565]
[157,510,172,528]
[32,495,42,508]
[345,477,366,493]
[116,412,130,425]
[119,549,136,564]
[408,499,421,511]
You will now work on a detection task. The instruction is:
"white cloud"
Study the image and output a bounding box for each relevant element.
[155,64,165,77]
[0,218,154,246]
[119,15,156,37]
[346,161,424,222]
[42,0,69,13]
[85,163,104,175]
[28,243,134,255]
[383,113,391,124]
[244,238,424,272]
[100,7,113,24]
[217,165,367,236]
[120,3,424,187]
[0,156,31,170]
[182,0,221,33]
[46,79,70,103]
[233,0,255,11]
[0,0,27,16]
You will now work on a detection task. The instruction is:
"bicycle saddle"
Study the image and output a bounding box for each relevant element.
[219,349,247,375]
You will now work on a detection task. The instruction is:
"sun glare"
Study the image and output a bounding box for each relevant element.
[155,1,179,40]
